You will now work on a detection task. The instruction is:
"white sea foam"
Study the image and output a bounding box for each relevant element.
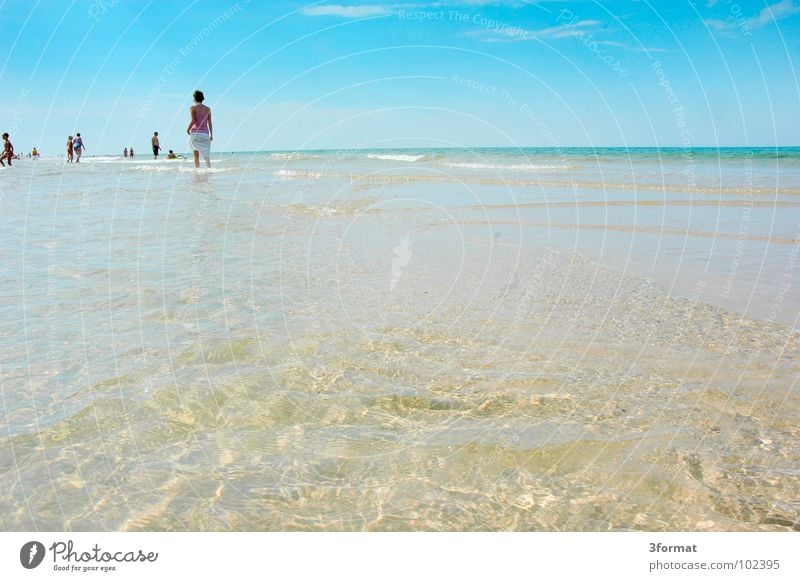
[275,169,326,179]
[85,158,189,165]
[132,164,238,173]
[366,153,426,162]
[269,152,319,161]
[440,162,574,171]
[82,156,125,162]
[129,159,192,165]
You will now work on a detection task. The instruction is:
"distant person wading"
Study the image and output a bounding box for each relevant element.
[72,133,85,163]
[187,90,213,168]
[1,133,14,167]
[152,131,161,159]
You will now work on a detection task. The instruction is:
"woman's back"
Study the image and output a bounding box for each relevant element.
[190,104,211,133]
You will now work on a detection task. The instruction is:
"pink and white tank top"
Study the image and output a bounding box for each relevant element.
[190,107,210,134]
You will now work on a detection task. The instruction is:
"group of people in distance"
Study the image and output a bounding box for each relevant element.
[95,90,212,166]
[135,90,213,165]
[1,90,213,168]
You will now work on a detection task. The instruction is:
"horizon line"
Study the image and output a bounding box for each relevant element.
[21,144,800,158]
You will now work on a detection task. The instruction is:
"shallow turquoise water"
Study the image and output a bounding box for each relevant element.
[1,148,798,531]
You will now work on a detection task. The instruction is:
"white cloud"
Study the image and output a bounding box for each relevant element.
[745,0,800,28]
[301,4,664,52]
[705,0,800,32]
[703,18,728,30]
[598,40,666,53]
[302,1,541,18]
[302,4,393,18]
[436,0,528,5]
[471,19,665,52]
[471,19,599,42]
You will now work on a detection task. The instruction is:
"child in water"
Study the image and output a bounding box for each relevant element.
[0,133,14,166]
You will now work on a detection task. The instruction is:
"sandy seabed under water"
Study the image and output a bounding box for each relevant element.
[1,212,798,532]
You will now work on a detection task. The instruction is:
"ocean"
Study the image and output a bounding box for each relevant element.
[1,147,798,531]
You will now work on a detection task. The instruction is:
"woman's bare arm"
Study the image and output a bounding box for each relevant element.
[208,111,213,141]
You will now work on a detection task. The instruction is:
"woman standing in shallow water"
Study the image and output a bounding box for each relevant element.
[72,133,85,163]
[186,90,213,168]
[67,136,73,162]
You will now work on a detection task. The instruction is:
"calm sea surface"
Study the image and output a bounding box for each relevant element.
[1,147,798,530]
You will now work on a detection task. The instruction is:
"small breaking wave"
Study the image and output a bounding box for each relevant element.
[269,152,321,161]
[275,169,327,179]
[83,156,124,162]
[132,165,239,173]
[440,162,575,171]
[366,153,427,162]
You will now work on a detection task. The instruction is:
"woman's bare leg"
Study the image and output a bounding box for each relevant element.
[193,150,200,168]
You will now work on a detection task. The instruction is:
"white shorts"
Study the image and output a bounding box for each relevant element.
[189,132,211,159]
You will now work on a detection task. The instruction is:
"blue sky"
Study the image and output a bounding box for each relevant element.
[1,0,799,154]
